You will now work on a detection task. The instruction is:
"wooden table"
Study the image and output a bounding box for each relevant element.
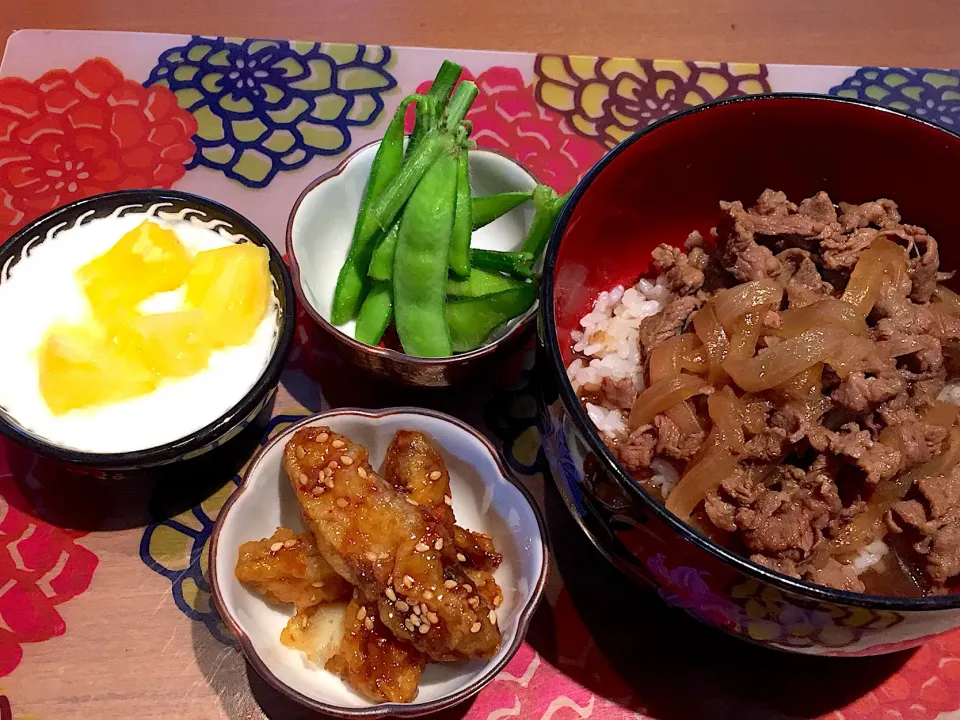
[4,0,960,69]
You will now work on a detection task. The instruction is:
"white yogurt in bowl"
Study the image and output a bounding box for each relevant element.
[0,212,280,454]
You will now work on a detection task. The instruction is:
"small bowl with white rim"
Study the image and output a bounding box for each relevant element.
[287,141,540,387]
[0,189,295,476]
[209,407,548,718]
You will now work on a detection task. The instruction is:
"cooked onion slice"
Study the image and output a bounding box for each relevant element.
[924,401,960,428]
[714,280,783,333]
[649,334,706,382]
[773,298,867,338]
[726,313,760,365]
[665,400,703,435]
[723,326,848,392]
[933,284,960,316]
[628,373,707,429]
[665,449,739,520]
[841,237,908,317]
[707,386,744,451]
[693,303,730,385]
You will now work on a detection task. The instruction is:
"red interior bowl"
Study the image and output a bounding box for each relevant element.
[549,94,960,366]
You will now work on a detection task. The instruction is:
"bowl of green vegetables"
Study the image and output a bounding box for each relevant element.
[287,61,568,387]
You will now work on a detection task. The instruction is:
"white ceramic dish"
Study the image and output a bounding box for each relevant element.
[288,141,538,340]
[210,408,548,718]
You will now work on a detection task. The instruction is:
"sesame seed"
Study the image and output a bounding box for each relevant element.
[488,610,497,624]
[296,446,306,459]
[403,575,414,587]
[444,580,457,589]
[298,472,309,485]
[332,439,345,448]
[462,584,473,593]
[426,612,439,624]
[396,600,409,612]
[364,617,374,630]
[336,498,349,508]
[327,461,339,470]
[405,619,415,632]
[412,604,421,616]
[379,552,389,560]
[410,614,421,626]
[470,622,481,633]
[357,467,367,478]
[419,623,429,634]
[312,581,324,588]
[311,486,324,496]
[406,498,419,506]
[457,553,467,563]
[429,470,442,480]
[357,606,367,621]
[444,495,452,506]
[422,590,434,600]
[365,551,378,562]
[494,595,502,607]
[340,455,353,465]
[318,432,329,442]
[324,477,335,488]
[468,597,480,608]
[386,587,397,602]
[270,542,283,552]
[415,542,430,553]
[434,538,443,551]
[283,539,296,548]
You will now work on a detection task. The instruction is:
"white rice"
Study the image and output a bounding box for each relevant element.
[851,539,889,575]
[648,458,681,496]
[567,276,669,399]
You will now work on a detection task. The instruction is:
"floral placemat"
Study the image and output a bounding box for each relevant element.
[2,28,960,720]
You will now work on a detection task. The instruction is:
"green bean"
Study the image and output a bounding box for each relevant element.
[470,249,535,279]
[472,191,532,230]
[446,284,537,352]
[371,131,453,231]
[407,61,461,158]
[393,149,459,357]
[446,268,527,298]
[368,221,399,281]
[444,81,479,132]
[520,185,569,262]
[449,148,472,278]
[331,95,418,325]
[354,281,393,346]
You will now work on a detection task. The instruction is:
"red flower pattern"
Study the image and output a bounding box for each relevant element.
[0,58,197,242]
[0,441,99,677]
[406,67,606,193]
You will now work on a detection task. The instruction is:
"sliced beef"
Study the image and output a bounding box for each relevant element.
[651,243,705,296]
[797,191,839,224]
[838,199,901,232]
[874,285,960,344]
[902,226,941,304]
[616,425,657,473]
[808,423,901,484]
[882,412,948,472]
[820,227,878,272]
[716,201,783,282]
[831,370,906,414]
[601,377,637,411]
[804,558,866,593]
[637,295,701,358]
[889,470,960,588]
[776,249,834,308]
[753,189,797,216]
[653,414,704,461]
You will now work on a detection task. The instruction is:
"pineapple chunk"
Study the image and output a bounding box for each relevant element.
[39,325,157,415]
[78,220,191,322]
[114,310,212,378]
[185,243,271,348]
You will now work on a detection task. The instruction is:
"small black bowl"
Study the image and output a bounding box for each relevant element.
[0,189,295,477]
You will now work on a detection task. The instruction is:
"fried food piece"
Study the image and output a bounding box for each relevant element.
[325,597,427,704]
[281,602,348,663]
[235,527,352,608]
[284,426,501,661]
[383,430,503,600]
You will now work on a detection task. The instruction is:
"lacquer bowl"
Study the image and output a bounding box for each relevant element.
[210,407,548,717]
[538,94,960,657]
[287,141,539,387]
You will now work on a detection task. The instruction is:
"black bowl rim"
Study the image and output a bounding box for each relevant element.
[541,92,960,612]
[0,189,296,469]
